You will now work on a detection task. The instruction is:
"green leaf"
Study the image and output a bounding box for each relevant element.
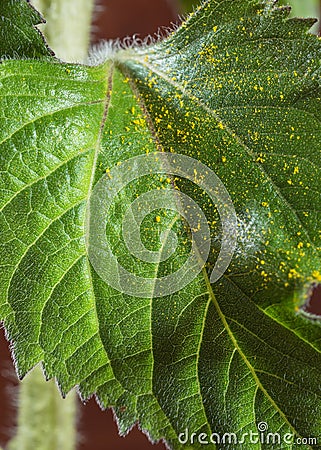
[7,366,77,450]
[0,0,53,59]
[2,1,321,449]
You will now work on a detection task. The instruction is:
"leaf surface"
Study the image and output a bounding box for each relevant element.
[1,1,321,449]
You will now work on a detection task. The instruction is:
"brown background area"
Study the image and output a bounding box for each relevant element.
[0,1,181,449]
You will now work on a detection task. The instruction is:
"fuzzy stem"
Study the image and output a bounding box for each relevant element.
[7,366,77,450]
[31,0,95,62]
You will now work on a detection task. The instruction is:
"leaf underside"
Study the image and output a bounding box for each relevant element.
[1,1,321,449]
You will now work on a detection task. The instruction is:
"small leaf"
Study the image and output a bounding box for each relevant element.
[0,0,53,59]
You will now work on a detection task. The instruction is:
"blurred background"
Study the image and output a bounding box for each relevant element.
[1,0,321,449]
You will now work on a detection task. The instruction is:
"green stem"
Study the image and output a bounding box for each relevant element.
[31,0,95,62]
[7,1,95,449]
[8,366,77,450]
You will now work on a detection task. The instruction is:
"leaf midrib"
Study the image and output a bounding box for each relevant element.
[127,66,219,444]
[122,56,317,251]
[202,268,311,447]
[116,53,319,447]
[113,66,215,447]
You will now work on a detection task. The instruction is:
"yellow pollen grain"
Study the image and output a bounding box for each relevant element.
[312,270,321,281]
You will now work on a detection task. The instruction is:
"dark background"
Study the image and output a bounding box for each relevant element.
[0,1,180,449]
